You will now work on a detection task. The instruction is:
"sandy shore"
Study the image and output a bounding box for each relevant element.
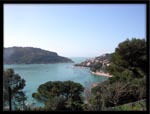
[91,71,112,77]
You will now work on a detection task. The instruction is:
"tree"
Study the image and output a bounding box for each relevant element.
[90,63,102,72]
[89,77,146,111]
[3,68,26,111]
[32,80,84,111]
[88,38,146,111]
[107,38,146,78]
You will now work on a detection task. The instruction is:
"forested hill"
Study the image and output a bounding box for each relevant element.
[4,47,73,64]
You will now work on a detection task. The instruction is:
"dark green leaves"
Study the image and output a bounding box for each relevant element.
[3,68,26,110]
[32,80,84,111]
[108,38,146,78]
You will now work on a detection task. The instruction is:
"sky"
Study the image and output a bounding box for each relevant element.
[4,4,146,57]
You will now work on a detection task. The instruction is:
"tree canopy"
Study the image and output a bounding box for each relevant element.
[107,38,146,78]
[32,80,84,111]
[88,38,146,111]
[3,68,26,110]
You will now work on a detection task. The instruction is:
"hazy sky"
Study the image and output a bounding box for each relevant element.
[4,4,146,57]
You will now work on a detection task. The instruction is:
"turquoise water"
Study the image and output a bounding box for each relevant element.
[4,57,108,106]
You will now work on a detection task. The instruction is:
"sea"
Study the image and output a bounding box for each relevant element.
[4,57,108,107]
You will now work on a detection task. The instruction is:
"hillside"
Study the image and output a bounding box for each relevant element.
[74,53,112,73]
[4,47,73,64]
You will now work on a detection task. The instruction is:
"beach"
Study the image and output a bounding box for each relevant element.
[91,71,112,77]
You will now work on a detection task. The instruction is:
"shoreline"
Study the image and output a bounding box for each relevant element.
[91,71,112,77]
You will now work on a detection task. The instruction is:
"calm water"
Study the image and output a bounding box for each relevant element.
[4,57,108,106]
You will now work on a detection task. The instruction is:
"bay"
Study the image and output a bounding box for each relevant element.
[4,57,108,107]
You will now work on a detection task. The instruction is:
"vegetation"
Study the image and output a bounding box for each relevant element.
[3,69,27,111]
[107,38,146,78]
[107,100,146,111]
[32,80,84,111]
[4,47,73,64]
[3,38,146,111]
[87,38,146,111]
[88,77,146,111]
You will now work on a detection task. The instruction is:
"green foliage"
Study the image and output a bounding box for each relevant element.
[87,38,146,111]
[3,68,27,110]
[90,63,102,72]
[32,80,84,111]
[107,38,146,78]
[89,77,146,111]
[109,69,133,83]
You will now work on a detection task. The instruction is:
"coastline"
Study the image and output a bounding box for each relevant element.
[91,71,112,77]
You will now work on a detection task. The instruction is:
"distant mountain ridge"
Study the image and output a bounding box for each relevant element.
[4,46,73,64]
